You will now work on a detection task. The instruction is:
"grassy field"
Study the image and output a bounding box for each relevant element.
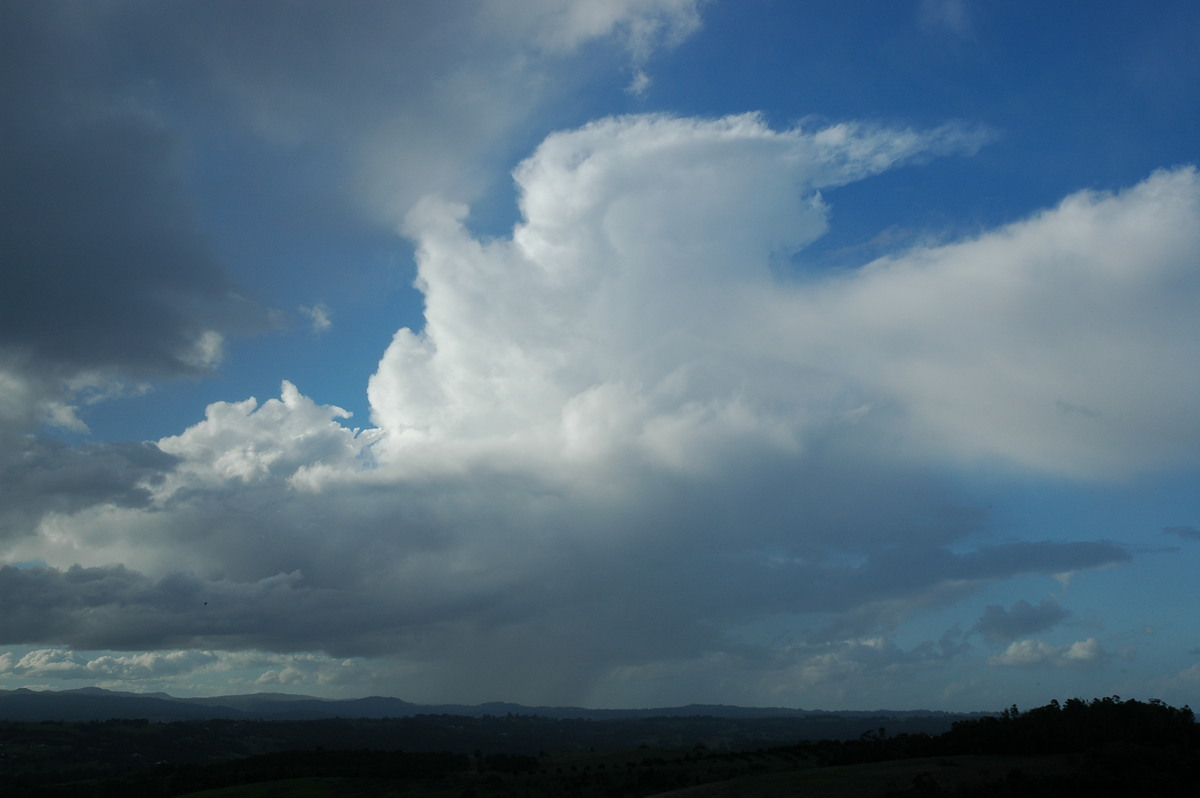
[646,754,1078,797]
[164,752,1075,798]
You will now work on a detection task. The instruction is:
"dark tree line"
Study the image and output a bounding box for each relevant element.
[941,696,1196,756]
[793,696,1198,797]
[789,696,1196,766]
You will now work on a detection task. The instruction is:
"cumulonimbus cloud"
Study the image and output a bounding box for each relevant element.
[4,108,1195,705]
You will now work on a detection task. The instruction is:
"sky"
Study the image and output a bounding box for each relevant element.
[1,0,1198,712]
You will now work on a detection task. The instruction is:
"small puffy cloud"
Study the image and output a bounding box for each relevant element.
[1170,663,1200,685]
[626,68,652,97]
[975,599,1071,643]
[1060,638,1106,668]
[300,304,332,333]
[989,637,1108,670]
[990,639,1057,667]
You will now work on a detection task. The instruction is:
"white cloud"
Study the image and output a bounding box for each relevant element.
[828,167,1200,478]
[85,650,219,680]
[1061,637,1106,667]
[369,113,989,475]
[11,648,89,678]
[626,68,653,97]
[373,112,1199,483]
[156,381,376,489]
[300,304,332,333]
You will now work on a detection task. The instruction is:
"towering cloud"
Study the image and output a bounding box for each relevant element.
[371,114,1200,483]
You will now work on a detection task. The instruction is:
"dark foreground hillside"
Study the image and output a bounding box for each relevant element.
[1,697,1195,796]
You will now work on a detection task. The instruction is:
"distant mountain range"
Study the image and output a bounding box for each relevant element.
[0,687,974,724]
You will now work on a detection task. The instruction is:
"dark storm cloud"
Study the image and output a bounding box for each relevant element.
[973,599,1071,643]
[0,2,267,420]
[0,564,392,653]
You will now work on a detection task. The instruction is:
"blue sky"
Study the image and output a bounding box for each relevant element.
[2,0,1198,712]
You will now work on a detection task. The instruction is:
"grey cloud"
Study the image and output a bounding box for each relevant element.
[782,541,1128,616]
[0,437,178,542]
[2,107,248,373]
[0,388,1132,682]
[0,465,1130,673]
[128,0,698,219]
[951,541,1131,579]
[0,420,1134,707]
[974,599,1071,643]
[0,564,402,654]
[1,2,269,426]
[1164,526,1200,541]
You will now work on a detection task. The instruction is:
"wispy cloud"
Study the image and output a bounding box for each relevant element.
[1164,526,1200,542]
[919,0,972,36]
